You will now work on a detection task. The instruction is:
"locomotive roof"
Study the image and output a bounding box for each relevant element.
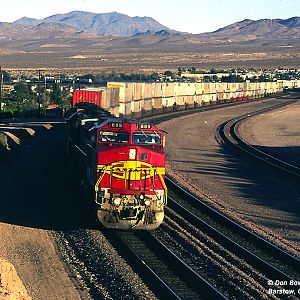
[66,102,158,131]
[65,103,111,120]
[83,117,157,131]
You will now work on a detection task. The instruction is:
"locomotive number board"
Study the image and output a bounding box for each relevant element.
[110,122,123,128]
[139,124,152,129]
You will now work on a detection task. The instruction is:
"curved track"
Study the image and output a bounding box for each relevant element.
[219,100,300,178]
[55,97,300,299]
[92,97,300,299]
[166,176,300,298]
[216,99,300,260]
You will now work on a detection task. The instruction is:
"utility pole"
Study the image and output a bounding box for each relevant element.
[38,69,41,116]
[54,74,61,104]
[0,66,2,112]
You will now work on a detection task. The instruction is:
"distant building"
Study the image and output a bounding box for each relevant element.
[2,84,14,95]
[180,72,230,81]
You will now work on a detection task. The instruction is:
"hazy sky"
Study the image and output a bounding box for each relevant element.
[0,0,299,34]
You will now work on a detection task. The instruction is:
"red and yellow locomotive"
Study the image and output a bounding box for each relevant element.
[66,101,167,230]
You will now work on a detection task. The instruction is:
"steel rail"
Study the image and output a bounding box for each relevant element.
[166,176,300,273]
[167,194,298,284]
[98,97,296,300]
[211,100,300,269]
[232,116,300,179]
[139,231,228,300]
[219,100,300,177]
[102,229,228,300]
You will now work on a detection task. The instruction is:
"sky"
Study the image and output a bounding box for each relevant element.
[0,0,299,34]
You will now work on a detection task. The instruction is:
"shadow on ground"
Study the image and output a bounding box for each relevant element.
[1,122,300,243]
[170,143,300,244]
[0,124,95,230]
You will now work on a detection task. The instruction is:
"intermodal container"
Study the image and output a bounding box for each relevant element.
[72,90,103,107]
[165,83,174,97]
[144,98,153,111]
[144,83,154,99]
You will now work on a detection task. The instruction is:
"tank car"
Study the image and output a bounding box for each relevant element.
[66,102,167,230]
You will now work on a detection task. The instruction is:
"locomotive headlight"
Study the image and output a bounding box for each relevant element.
[144,199,151,206]
[113,198,121,206]
[129,148,137,160]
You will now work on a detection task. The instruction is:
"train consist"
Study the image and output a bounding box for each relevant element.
[101,80,300,118]
[64,78,299,229]
[66,91,167,229]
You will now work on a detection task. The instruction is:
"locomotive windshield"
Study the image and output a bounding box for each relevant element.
[132,132,162,145]
[100,131,130,143]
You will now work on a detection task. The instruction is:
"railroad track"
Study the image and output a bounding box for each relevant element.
[97,167,300,299]
[216,99,300,263]
[54,222,228,300]
[165,176,300,299]
[218,99,300,177]
[53,96,300,299]
[102,229,227,300]
[100,97,300,299]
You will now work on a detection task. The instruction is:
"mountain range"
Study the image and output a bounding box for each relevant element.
[0,11,299,44]
[13,11,174,37]
[200,17,300,42]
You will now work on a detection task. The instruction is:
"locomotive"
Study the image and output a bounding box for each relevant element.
[66,92,167,230]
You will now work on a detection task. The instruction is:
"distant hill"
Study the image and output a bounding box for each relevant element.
[1,12,300,72]
[14,17,42,27]
[199,17,300,42]
[0,21,98,40]
[13,10,176,36]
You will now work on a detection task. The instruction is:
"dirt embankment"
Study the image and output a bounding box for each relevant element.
[0,122,82,300]
[0,258,31,300]
[0,124,36,300]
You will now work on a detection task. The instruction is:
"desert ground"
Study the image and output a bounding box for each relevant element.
[1,36,300,75]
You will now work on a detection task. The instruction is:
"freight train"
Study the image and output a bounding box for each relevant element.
[66,90,167,229]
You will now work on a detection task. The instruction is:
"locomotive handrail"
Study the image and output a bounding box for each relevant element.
[94,165,109,191]
[158,174,168,204]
